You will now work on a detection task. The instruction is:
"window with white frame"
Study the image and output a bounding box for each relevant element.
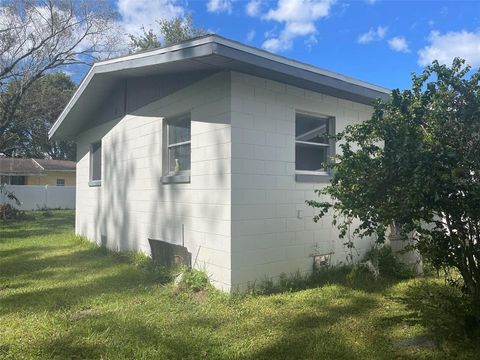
[295,112,334,174]
[56,178,65,186]
[90,141,102,185]
[165,114,191,175]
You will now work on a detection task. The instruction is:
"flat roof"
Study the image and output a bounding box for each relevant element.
[50,34,390,139]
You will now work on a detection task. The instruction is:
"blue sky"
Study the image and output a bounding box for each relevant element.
[93,0,480,90]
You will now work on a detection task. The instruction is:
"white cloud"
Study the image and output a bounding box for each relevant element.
[261,0,335,52]
[247,29,256,41]
[207,0,233,14]
[357,26,387,44]
[117,0,184,37]
[246,0,262,17]
[418,30,480,67]
[304,34,318,50]
[388,36,410,53]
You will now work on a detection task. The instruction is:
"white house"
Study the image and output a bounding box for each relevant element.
[49,35,390,291]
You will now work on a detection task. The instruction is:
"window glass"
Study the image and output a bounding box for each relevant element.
[168,117,190,144]
[295,113,333,173]
[295,113,329,144]
[91,141,102,182]
[166,114,191,174]
[57,178,65,186]
[10,176,26,185]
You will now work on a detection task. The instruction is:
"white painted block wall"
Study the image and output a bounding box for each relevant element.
[75,70,377,292]
[229,71,376,289]
[75,72,232,290]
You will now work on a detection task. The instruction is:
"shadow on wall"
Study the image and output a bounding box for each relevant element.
[145,111,229,276]
[76,72,231,287]
[81,128,136,251]
[104,130,135,251]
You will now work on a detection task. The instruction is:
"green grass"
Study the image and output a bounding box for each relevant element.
[1,211,478,359]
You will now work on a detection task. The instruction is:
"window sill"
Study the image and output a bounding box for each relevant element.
[161,173,190,184]
[295,172,331,183]
[89,180,102,187]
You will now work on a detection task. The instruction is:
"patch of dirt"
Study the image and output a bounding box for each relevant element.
[70,308,102,321]
[396,336,436,349]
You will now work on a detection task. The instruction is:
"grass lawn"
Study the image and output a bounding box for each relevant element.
[1,210,478,359]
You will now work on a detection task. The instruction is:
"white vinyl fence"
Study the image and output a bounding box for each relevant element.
[1,185,75,210]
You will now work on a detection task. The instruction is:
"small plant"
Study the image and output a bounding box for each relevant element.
[177,267,210,292]
[0,184,23,220]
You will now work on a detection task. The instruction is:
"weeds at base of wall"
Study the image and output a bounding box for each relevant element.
[74,236,212,292]
[174,266,211,293]
[239,246,417,296]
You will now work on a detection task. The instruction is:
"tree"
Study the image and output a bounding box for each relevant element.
[307,59,480,305]
[128,15,206,53]
[14,72,76,160]
[0,0,119,155]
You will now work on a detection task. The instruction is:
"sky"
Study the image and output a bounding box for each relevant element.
[91,0,480,90]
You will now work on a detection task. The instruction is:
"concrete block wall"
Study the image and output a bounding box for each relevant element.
[75,69,378,292]
[230,71,376,289]
[75,71,233,290]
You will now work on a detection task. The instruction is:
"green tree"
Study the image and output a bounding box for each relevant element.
[0,0,119,155]
[308,59,480,304]
[13,72,77,160]
[128,15,206,53]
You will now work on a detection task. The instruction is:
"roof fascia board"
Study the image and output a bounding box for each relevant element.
[49,37,217,139]
[49,34,391,139]
[212,35,390,94]
[212,41,389,100]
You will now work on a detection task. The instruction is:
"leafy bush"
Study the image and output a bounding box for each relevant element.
[363,246,415,280]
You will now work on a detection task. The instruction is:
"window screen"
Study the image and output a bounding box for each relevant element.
[90,141,102,182]
[295,113,333,173]
[166,114,191,174]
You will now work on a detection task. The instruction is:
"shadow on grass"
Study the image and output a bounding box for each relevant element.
[396,280,480,345]
[0,243,173,316]
[0,210,75,240]
[35,310,223,360]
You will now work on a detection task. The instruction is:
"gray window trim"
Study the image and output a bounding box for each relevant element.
[295,173,332,183]
[88,180,102,187]
[162,112,191,185]
[294,110,336,183]
[160,173,191,184]
[89,140,102,187]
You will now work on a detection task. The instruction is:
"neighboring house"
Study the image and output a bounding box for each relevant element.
[49,35,390,291]
[0,158,76,186]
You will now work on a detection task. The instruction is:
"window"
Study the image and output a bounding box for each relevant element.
[295,112,334,176]
[10,176,26,185]
[56,178,65,186]
[162,114,191,183]
[89,141,102,186]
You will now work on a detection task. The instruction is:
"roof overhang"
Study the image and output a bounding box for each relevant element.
[49,35,390,140]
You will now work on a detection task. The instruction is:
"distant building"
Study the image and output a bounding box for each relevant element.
[0,158,76,186]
